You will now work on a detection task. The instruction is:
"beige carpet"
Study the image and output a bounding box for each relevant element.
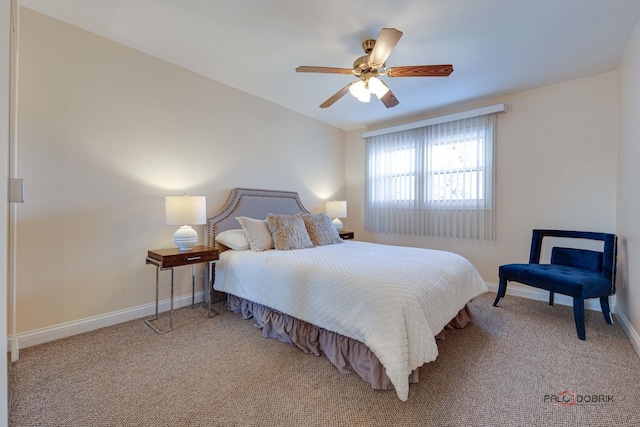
[9,292,640,427]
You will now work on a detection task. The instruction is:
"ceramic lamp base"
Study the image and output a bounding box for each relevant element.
[174,225,198,251]
[332,217,343,231]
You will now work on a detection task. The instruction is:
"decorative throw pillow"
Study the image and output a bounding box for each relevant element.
[299,213,343,246]
[215,229,250,251]
[236,217,274,251]
[265,213,314,250]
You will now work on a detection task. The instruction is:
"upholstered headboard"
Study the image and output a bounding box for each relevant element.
[206,188,310,248]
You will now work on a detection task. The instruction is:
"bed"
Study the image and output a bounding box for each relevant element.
[206,188,488,401]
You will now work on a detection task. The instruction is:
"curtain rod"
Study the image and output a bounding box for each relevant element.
[361,103,506,139]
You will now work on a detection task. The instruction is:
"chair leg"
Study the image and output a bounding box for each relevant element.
[572,298,586,340]
[493,277,508,306]
[549,291,555,306]
[600,296,613,325]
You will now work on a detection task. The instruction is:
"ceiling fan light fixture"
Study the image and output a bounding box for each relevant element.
[357,89,371,103]
[349,80,371,102]
[368,76,389,99]
[349,80,367,98]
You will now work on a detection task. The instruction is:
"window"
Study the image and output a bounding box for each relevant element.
[365,113,497,240]
[370,144,416,203]
[428,127,487,206]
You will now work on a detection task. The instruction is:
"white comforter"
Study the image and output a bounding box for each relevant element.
[214,241,487,401]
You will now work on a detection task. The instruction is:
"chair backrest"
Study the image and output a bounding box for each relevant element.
[529,229,617,293]
[550,247,603,273]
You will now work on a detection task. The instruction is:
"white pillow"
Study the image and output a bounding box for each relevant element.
[215,229,250,251]
[236,216,274,251]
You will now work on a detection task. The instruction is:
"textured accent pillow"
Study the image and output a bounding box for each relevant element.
[215,229,250,251]
[236,217,274,251]
[299,213,343,246]
[266,213,314,250]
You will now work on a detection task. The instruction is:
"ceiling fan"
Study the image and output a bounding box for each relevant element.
[296,28,453,109]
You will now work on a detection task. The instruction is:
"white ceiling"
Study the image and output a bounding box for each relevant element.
[20,0,640,131]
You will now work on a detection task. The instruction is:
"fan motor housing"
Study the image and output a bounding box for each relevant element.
[353,58,383,76]
[362,39,376,54]
[353,39,384,76]
[353,55,370,74]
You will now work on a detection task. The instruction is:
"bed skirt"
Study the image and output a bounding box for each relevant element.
[226,294,474,390]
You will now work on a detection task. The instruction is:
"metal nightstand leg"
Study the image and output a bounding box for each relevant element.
[191,264,196,308]
[207,260,219,318]
[145,264,174,334]
[190,261,219,317]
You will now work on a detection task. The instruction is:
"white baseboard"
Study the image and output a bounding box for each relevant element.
[8,291,206,351]
[485,282,613,313]
[611,306,640,357]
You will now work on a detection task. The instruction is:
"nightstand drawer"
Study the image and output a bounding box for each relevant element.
[339,231,354,240]
[147,246,219,268]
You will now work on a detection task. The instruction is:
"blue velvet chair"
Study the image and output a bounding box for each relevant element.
[493,230,617,340]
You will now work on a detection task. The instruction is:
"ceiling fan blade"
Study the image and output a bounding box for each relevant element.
[379,81,399,108]
[368,28,403,67]
[319,82,355,108]
[296,66,354,75]
[386,64,454,77]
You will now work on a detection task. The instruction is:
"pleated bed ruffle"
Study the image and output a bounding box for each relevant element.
[226,294,474,390]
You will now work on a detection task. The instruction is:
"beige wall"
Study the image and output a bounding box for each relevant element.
[347,72,618,286]
[15,9,346,333]
[617,18,640,344]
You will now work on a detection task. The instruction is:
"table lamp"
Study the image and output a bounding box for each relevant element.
[165,194,206,251]
[326,200,347,231]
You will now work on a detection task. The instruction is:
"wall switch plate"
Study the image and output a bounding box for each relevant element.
[8,178,24,203]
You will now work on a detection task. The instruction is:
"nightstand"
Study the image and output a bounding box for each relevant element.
[339,231,354,240]
[145,245,219,334]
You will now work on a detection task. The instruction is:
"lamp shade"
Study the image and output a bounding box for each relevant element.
[349,80,366,98]
[368,76,389,98]
[349,81,371,102]
[326,200,347,218]
[165,195,206,225]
